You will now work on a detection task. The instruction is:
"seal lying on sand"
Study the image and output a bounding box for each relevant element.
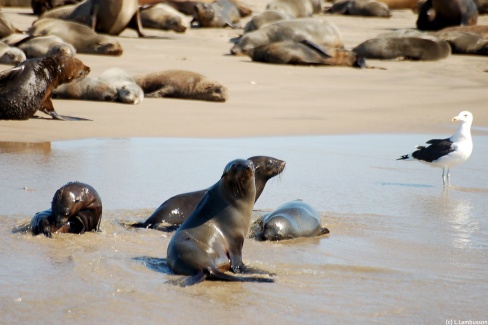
[245,39,366,68]
[140,4,188,33]
[31,0,83,16]
[353,30,451,61]
[436,25,488,38]
[134,69,228,102]
[160,0,252,17]
[192,0,241,28]
[416,0,478,31]
[253,201,329,241]
[28,18,123,56]
[434,30,488,55]
[98,68,144,104]
[133,156,286,230]
[230,18,344,55]
[243,10,294,33]
[39,0,145,37]
[0,51,90,120]
[52,76,118,102]
[326,0,392,17]
[10,35,76,59]
[266,0,322,18]
[166,159,275,286]
[0,42,26,65]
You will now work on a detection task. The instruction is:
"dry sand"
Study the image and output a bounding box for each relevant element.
[0,3,487,143]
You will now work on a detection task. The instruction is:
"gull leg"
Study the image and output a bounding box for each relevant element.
[442,168,446,187]
[447,169,451,187]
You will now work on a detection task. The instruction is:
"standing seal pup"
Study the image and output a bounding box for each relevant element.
[0,51,90,120]
[166,159,275,286]
[98,67,144,104]
[256,201,329,241]
[133,156,286,230]
[134,69,228,102]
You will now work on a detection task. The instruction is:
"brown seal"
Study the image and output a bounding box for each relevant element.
[326,0,392,17]
[133,156,286,230]
[352,30,451,61]
[417,0,478,31]
[133,69,228,102]
[434,30,488,55]
[253,201,329,241]
[28,18,123,56]
[475,0,488,13]
[30,209,70,237]
[0,42,26,65]
[0,51,90,120]
[245,39,366,68]
[140,4,188,33]
[11,35,76,59]
[166,159,275,286]
[230,18,344,55]
[243,10,294,33]
[39,0,145,37]
[436,25,488,38]
[52,76,119,102]
[266,0,322,18]
[192,0,241,28]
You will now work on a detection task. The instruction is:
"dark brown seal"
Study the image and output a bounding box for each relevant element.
[254,201,329,241]
[326,0,392,17]
[192,0,241,28]
[166,159,275,286]
[133,156,286,230]
[245,40,366,68]
[52,76,119,102]
[30,209,70,237]
[0,51,90,120]
[133,69,228,102]
[416,0,478,31]
[159,0,252,17]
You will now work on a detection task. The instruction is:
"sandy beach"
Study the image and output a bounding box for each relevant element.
[1,3,487,142]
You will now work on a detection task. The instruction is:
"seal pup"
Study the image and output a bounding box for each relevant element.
[28,18,123,56]
[243,10,294,33]
[48,181,103,236]
[192,0,241,28]
[230,18,344,55]
[352,30,451,61]
[52,76,118,101]
[11,35,76,59]
[30,209,70,237]
[98,67,144,104]
[397,111,473,187]
[133,156,286,230]
[39,0,145,37]
[166,159,275,286]
[416,0,478,31]
[255,201,329,241]
[0,51,90,120]
[266,0,322,18]
[245,39,366,68]
[0,42,26,65]
[326,0,392,17]
[133,69,228,102]
[140,4,188,33]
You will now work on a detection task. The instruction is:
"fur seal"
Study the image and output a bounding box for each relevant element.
[352,30,451,61]
[160,0,252,17]
[52,76,118,101]
[140,4,188,33]
[11,35,76,59]
[230,18,344,55]
[243,10,294,33]
[28,18,123,56]
[0,51,90,120]
[245,39,366,68]
[192,0,241,28]
[98,67,144,104]
[30,209,97,237]
[256,201,329,241]
[436,25,488,38]
[375,0,417,9]
[166,159,274,286]
[475,0,488,13]
[49,181,102,237]
[0,12,21,38]
[417,0,478,31]
[39,0,145,37]
[133,69,228,102]
[134,156,286,230]
[326,0,392,17]
[0,42,26,65]
[31,0,83,16]
[434,30,488,55]
[266,0,322,18]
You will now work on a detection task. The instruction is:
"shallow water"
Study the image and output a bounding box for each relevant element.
[1,135,487,324]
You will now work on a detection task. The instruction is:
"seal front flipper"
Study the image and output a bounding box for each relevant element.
[299,39,333,58]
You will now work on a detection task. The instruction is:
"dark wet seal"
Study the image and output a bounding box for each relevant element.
[140,4,188,33]
[166,159,275,286]
[416,0,478,31]
[131,156,286,231]
[250,200,330,241]
[0,51,91,121]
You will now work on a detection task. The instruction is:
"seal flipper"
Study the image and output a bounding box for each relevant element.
[299,39,333,58]
[319,227,330,235]
[233,264,276,276]
[167,271,208,287]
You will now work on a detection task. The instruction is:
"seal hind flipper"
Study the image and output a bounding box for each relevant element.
[319,227,330,235]
[167,271,208,287]
[233,264,276,276]
[299,39,333,58]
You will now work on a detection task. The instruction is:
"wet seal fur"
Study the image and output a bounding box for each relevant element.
[245,39,366,68]
[28,18,123,56]
[0,51,90,120]
[230,18,344,55]
[134,69,228,102]
[326,0,392,17]
[166,159,275,286]
[416,0,478,31]
[253,200,329,241]
[133,156,286,230]
[192,0,241,28]
[140,3,188,33]
[353,29,451,61]
[39,0,145,37]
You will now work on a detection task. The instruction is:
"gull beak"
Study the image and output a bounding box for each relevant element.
[452,115,459,122]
